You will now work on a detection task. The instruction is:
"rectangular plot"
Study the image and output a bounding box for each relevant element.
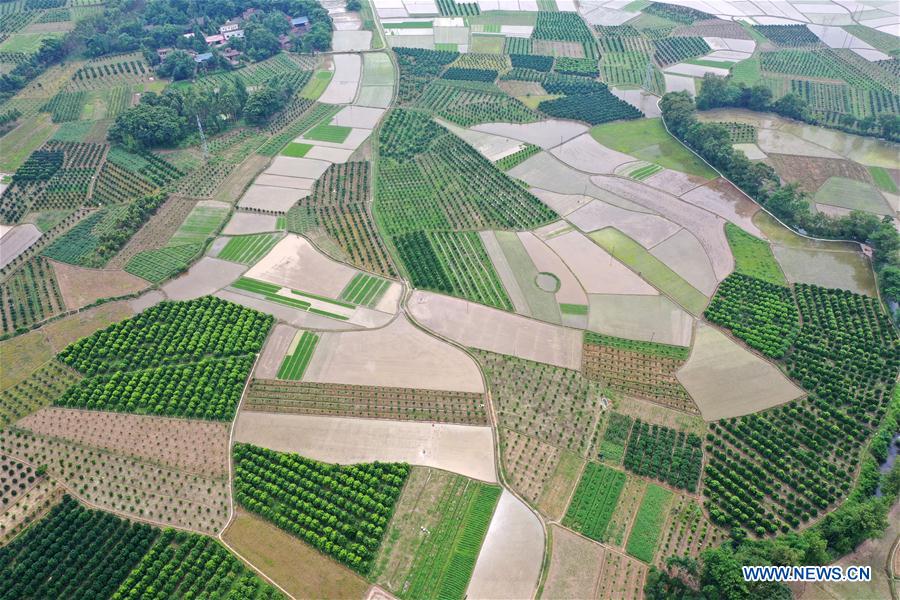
[563,462,626,542]
[217,233,281,265]
[625,483,672,562]
[277,331,320,380]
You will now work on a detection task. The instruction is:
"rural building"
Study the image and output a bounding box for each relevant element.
[204,33,226,47]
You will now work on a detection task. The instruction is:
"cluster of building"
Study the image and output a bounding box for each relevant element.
[157,9,311,65]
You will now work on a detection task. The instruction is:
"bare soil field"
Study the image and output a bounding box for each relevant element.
[679,178,762,238]
[304,315,484,393]
[223,509,370,600]
[546,230,658,295]
[766,154,872,195]
[466,490,544,600]
[107,196,196,269]
[161,257,248,301]
[472,120,588,149]
[17,408,228,476]
[549,133,633,174]
[50,260,148,310]
[245,379,489,425]
[320,53,362,104]
[222,212,280,235]
[128,289,166,312]
[587,294,695,347]
[0,224,42,270]
[567,200,681,247]
[254,323,299,379]
[0,477,64,544]
[649,229,718,297]
[677,322,804,421]
[542,525,606,600]
[518,231,588,306]
[40,300,134,352]
[0,427,229,533]
[589,176,734,280]
[642,169,707,197]
[233,411,497,482]
[238,184,309,212]
[408,290,583,370]
[244,234,356,298]
[529,189,593,217]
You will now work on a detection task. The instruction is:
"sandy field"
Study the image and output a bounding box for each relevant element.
[216,290,361,331]
[590,175,734,280]
[265,156,332,179]
[0,223,41,269]
[677,323,804,421]
[472,120,588,148]
[254,173,318,189]
[549,133,634,174]
[567,199,680,247]
[18,408,229,476]
[306,146,355,163]
[298,127,373,151]
[588,294,694,347]
[51,261,147,310]
[408,290,582,370]
[679,178,762,237]
[129,289,165,313]
[320,53,362,104]
[304,315,484,392]
[244,234,357,298]
[518,232,587,306]
[480,231,531,316]
[234,412,497,482]
[542,525,606,600]
[545,230,658,295]
[238,184,307,212]
[466,491,544,600]
[254,323,299,379]
[222,212,279,235]
[332,105,386,129]
[649,229,719,296]
[160,257,247,301]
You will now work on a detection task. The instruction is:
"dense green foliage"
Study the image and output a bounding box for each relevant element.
[625,420,703,492]
[653,37,710,66]
[753,24,820,46]
[395,47,460,104]
[626,484,673,562]
[538,75,642,124]
[704,273,799,358]
[584,331,690,360]
[563,462,626,541]
[596,411,633,464]
[724,223,787,286]
[532,11,598,58]
[0,495,158,599]
[644,1,713,23]
[233,443,409,574]
[510,53,552,72]
[114,529,282,599]
[441,67,497,82]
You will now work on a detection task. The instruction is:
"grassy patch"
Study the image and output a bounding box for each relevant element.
[590,118,716,179]
[124,244,200,283]
[724,223,786,286]
[166,204,229,247]
[868,165,898,194]
[625,483,672,562]
[339,272,391,307]
[814,176,891,215]
[0,31,63,53]
[304,123,352,143]
[560,303,588,315]
[281,142,312,157]
[470,34,505,54]
[0,113,56,172]
[300,70,334,100]
[590,228,709,315]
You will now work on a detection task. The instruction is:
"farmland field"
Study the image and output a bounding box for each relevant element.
[625,483,673,562]
[563,462,626,542]
[217,232,282,265]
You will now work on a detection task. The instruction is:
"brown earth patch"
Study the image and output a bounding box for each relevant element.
[0,330,52,390]
[40,300,134,353]
[0,477,65,544]
[50,260,148,310]
[542,525,606,600]
[767,153,872,195]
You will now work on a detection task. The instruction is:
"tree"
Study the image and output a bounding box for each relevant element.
[108,103,186,149]
[346,0,361,10]
[302,22,332,52]
[244,25,281,61]
[771,93,808,121]
[156,50,195,81]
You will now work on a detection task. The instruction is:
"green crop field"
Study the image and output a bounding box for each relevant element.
[217,233,281,265]
[590,118,716,179]
[340,272,391,307]
[563,462,626,542]
[125,244,201,283]
[868,166,899,194]
[814,177,892,215]
[301,70,334,100]
[304,123,352,143]
[231,277,351,321]
[277,331,319,380]
[590,228,708,315]
[724,223,787,286]
[281,142,312,157]
[166,204,230,247]
[625,483,672,562]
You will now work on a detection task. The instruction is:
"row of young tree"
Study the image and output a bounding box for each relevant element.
[660,90,900,313]
[108,75,296,149]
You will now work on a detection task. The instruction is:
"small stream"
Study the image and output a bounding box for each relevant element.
[875,433,900,498]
